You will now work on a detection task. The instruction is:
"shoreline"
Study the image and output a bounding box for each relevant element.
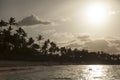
[0,60,119,67]
[0,60,119,73]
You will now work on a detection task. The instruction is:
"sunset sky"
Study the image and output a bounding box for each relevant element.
[1,0,120,54]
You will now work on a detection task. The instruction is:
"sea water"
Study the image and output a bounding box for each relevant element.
[0,65,120,80]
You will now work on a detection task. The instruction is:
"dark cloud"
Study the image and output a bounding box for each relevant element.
[18,15,51,26]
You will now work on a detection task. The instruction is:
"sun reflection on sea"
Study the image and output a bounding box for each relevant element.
[82,65,106,80]
[89,65,103,76]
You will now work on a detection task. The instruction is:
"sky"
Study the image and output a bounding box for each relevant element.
[1,0,120,54]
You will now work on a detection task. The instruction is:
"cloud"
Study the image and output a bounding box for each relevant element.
[18,15,51,26]
[40,31,120,54]
[41,29,56,34]
[66,43,82,49]
[53,33,120,53]
[60,17,71,22]
[54,17,71,22]
[50,32,91,48]
[83,40,119,54]
[35,30,120,54]
[52,17,72,26]
[77,35,91,42]
[51,32,74,42]
[110,40,120,47]
[51,32,91,42]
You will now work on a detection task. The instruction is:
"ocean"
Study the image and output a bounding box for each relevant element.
[0,65,120,80]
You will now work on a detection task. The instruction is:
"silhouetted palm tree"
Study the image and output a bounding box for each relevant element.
[27,37,34,46]
[49,42,58,54]
[9,17,15,25]
[31,44,40,50]
[60,47,67,56]
[37,34,43,50]
[0,20,8,27]
[41,39,50,55]
[16,27,27,37]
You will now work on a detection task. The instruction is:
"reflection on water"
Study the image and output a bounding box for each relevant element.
[84,65,105,80]
[0,65,120,80]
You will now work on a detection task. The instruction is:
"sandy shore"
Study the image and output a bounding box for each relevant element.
[0,60,75,67]
[0,66,33,72]
[0,60,75,73]
[0,61,47,67]
[0,61,41,73]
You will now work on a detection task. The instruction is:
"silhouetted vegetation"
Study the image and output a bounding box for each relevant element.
[0,17,120,64]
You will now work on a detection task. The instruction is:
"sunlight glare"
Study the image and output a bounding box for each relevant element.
[87,65,105,79]
[85,3,108,25]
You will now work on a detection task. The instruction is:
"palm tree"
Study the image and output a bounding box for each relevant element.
[27,37,34,46]
[16,27,27,37]
[0,20,8,51]
[37,34,43,50]
[0,20,8,27]
[9,17,15,25]
[41,39,50,55]
[60,47,67,56]
[32,44,40,50]
[49,42,59,55]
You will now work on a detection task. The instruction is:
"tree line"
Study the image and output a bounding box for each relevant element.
[0,17,120,64]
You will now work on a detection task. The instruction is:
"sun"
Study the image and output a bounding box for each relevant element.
[85,3,108,25]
